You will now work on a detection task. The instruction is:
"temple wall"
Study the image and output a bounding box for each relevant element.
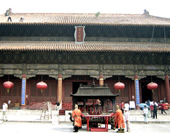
[0,63,169,109]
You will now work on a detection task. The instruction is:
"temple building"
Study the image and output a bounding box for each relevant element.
[0,12,170,110]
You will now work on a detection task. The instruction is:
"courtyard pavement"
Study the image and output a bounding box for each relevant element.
[0,122,170,133]
[0,109,170,133]
[0,109,170,123]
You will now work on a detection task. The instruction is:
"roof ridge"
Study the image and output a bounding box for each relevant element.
[0,13,170,25]
[6,13,170,19]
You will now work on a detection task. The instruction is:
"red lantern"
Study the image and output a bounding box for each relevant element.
[36,81,47,93]
[114,82,125,90]
[36,81,47,89]
[3,81,14,93]
[147,82,158,90]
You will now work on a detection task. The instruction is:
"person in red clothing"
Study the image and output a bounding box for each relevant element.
[114,105,125,132]
[72,104,83,132]
[161,102,167,115]
[150,103,154,118]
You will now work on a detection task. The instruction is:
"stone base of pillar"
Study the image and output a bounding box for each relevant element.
[57,101,62,110]
[20,105,27,109]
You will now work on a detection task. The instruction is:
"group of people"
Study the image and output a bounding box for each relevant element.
[143,100,168,123]
[71,102,130,132]
[143,100,159,123]
[116,101,130,132]
[71,99,168,132]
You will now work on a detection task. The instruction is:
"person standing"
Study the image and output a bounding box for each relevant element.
[146,100,150,118]
[124,101,130,111]
[120,101,125,114]
[143,106,148,124]
[153,101,158,119]
[161,102,167,115]
[124,108,130,132]
[150,102,154,118]
[114,105,125,132]
[2,101,8,121]
[72,104,83,132]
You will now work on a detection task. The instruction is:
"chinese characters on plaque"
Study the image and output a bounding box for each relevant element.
[74,26,86,44]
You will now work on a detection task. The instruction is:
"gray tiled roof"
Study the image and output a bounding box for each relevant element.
[70,85,119,97]
[0,13,170,26]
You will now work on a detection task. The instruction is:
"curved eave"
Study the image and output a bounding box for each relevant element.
[0,41,170,53]
[1,22,170,27]
[70,93,119,97]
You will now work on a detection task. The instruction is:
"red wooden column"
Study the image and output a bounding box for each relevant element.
[99,75,104,86]
[165,75,170,103]
[57,74,62,104]
[128,81,132,101]
[21,74,27,108]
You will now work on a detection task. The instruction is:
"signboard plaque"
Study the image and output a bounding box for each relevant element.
[74,26,86,44]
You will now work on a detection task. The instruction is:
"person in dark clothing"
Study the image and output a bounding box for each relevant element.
[147,100,150,107]
[7,16,12,22]
[153,102,157,119]
[146,100,150,118]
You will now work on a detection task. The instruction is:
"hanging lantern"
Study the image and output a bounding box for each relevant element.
[36,81,47,93]
[147,82,158,90]
[3,81,14,93]
[114,82,125,91]
[96,99,101,105]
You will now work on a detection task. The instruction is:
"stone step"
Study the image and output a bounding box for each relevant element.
[129,109,170,115]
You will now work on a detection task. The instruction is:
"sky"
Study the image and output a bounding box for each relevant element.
[0,0,170,18]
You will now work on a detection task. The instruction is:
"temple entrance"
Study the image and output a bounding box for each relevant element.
[141,82,152,103]
[72,82,88,94]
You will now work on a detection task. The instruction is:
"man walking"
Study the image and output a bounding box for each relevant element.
[72,104,83,132]
[114,105,125,132]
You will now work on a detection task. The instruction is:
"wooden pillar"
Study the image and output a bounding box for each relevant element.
[165,75,170,103]
[57,74,62,104]
[158,82,161,102]
[99,75,104,86]
[128,80,131,101]
[102,99,106,112]
[134,75,140,105]
[131,80,135,101]
[21,74,26,108]
[83,99,87,113]
[111,98,116,112]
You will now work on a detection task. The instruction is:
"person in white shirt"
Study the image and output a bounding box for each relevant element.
[124,102,130,111]
[2,101,8,121]
[124,108,130,132]
[143,106,148,124]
